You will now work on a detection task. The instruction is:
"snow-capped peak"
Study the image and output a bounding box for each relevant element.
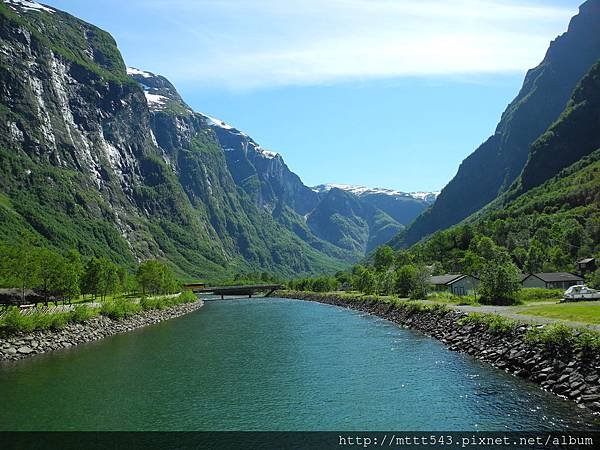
[409,191,441,201]
[126,67,153,78]
[312,184,439,202]
[4,0,54,13]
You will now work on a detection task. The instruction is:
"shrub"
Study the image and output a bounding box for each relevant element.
[140,296,164,311]
[526,324,575,350]
[428,291,478,306]
[576,329,600,353]
[458,313,517,334]
[0,307,36,332]
[69,304,98,323]
[140,291,197,311]
[178,290,197,304]
[0,307,70,333]
[100,299,141,320]
[398,301,449,315]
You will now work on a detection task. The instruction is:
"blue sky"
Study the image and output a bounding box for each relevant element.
[43,0,582,192]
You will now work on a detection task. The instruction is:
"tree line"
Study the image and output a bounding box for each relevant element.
[289,237,525,304]
[0,234,182,304]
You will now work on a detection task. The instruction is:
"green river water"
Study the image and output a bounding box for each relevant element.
[0,298,598,430]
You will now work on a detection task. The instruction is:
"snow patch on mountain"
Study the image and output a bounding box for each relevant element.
[126,67,152,78]
[312,184,439,202]
[4,0,54,13]
[144,92,167,107]
[203,114,235,131]
[259,149,278,159]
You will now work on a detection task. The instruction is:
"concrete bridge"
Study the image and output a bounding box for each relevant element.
[184,284,283,300]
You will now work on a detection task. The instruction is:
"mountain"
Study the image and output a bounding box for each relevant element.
[394,0,600,248]
[306,188,404,257]
[0,0,348,279]
[408,57,600,274]
[202,115,320,216]
[131,68,416,263]
[312,184,438,224]
[0,0,438,278]
[517,59,600,194]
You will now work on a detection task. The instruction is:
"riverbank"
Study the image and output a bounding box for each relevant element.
[279,291,600,415]
[0,299,204,362]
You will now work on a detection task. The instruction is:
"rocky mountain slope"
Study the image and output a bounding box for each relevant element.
[0,0,435,278]
[0,0,349,279]
[394,0,600,247]
[129,67,431,262]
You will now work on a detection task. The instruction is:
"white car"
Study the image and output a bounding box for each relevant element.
[562,285,600,302]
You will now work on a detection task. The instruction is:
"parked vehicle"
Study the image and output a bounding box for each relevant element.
[562,285,600,302]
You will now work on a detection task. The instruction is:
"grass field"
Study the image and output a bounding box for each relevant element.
[516,301,600,324]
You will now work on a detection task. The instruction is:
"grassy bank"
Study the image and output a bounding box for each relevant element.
[516,302,600,324]
[0,290,197,334]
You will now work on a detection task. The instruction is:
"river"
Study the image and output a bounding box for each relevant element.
[0,298,597,430]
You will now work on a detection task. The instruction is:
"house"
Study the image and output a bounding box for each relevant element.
[428,274,479,296]
[576,258,597,276]
[522,272,584,290]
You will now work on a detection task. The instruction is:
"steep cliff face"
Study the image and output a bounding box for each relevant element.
[127,67,352,268]
[128,66,421,262]
[0,0,443,276]
[517,59,600,193]
[0,1,344,278]
[0,1,180,266]
[396,0,600,247]
[206,120,320,215]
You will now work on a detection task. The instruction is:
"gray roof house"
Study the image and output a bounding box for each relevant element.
[428,274,479,296]
[522,272,584,290]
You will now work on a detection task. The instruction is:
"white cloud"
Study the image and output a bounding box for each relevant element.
[143,0,578,90]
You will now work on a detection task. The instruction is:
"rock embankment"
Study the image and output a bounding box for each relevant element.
[0,300,203,362]
[279,291,600,414]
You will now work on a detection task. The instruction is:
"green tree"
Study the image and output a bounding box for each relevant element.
[395,265,417,297]
[98,258,120,301]
[118,267,137,295]
[409,265,431,300]
[1,232,41,301]
[355,267,376,294]
[36,248,66,303]
[377,269,396,295]
[460,250,485,276]
[81,257,102,300]
[476,239,521,304]
[373,246,395,272]
[586,269,600,289]
[394,250,413,267]
[136,260,179,295]
[526,240,546,273]
[63,249,83,301]
[311,276,339,292]
[479,262,521,304]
